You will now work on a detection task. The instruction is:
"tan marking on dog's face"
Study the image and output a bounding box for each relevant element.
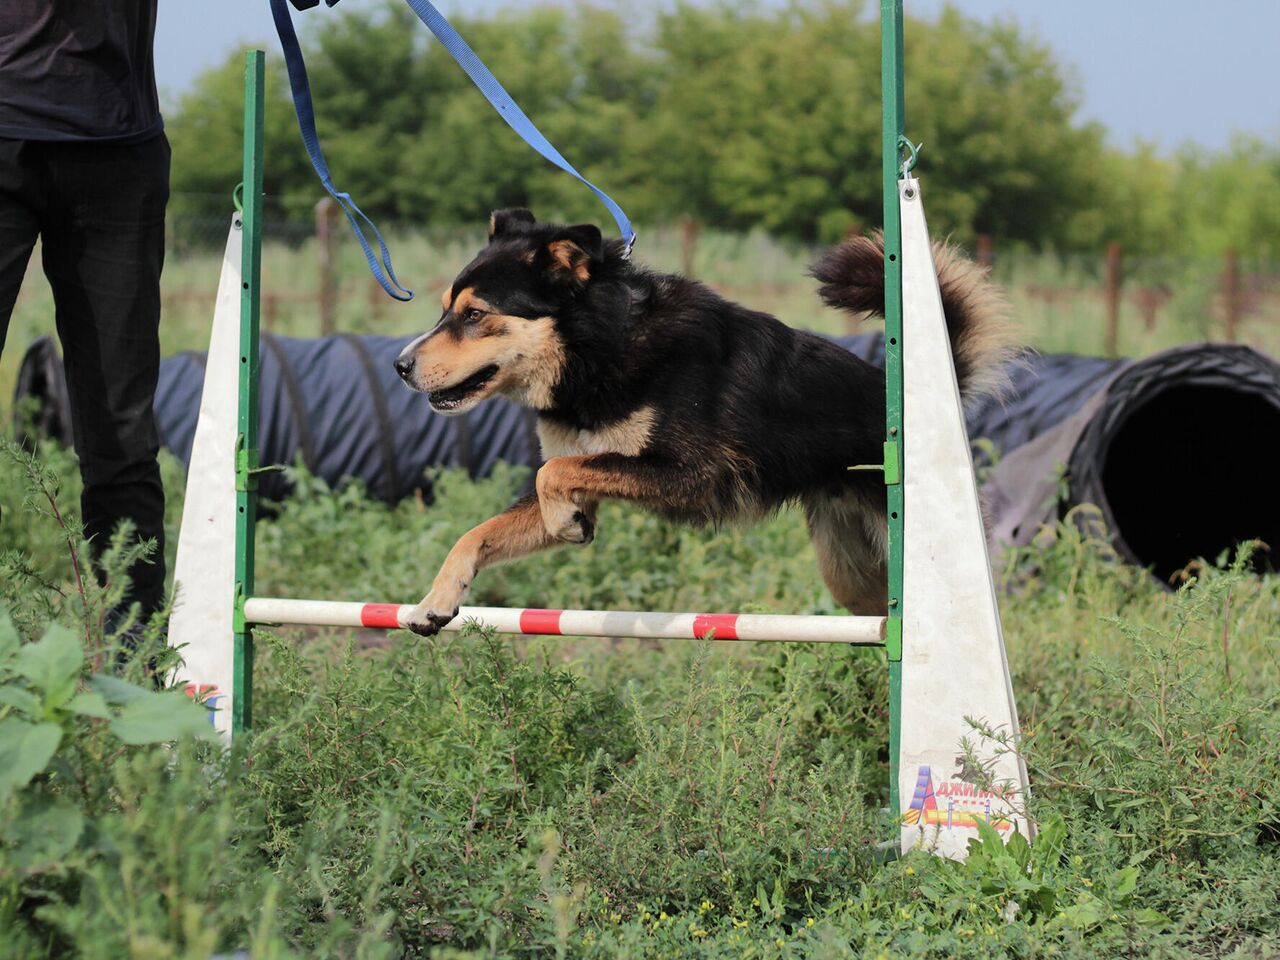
[537,406,657,459]
[493,316,565,408]
[402,312,566,414]
[451,288,487,319]
[441,286,454,311]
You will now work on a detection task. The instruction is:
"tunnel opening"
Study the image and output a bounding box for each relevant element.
[1097,384,1279,583]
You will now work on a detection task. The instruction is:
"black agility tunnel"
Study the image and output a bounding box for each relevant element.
[13,333,1280,582]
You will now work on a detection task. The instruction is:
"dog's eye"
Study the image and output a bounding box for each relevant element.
[463,307,485,324]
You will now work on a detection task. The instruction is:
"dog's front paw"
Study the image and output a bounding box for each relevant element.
[403,598,460,637]
[559,509,595,544]
[542,502,595,544]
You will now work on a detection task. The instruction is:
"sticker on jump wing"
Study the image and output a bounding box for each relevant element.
[184,682,227,728]
[903,764,1018,832]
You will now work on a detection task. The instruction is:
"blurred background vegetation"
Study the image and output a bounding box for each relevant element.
[164,0,1280,255]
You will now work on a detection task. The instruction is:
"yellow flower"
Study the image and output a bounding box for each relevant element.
[699,899,714,914]
[775,938,786,948]
[659,912,669,921]
[732,918,749,929]
[905,866,915,875]
[752,897,761,907]
[602,892,609,903]
[1081,877,1093,887]
[806,917,815,927]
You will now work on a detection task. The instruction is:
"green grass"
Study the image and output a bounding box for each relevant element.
[1,439,1278,959]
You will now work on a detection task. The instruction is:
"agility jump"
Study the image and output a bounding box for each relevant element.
[168,0,1032,861]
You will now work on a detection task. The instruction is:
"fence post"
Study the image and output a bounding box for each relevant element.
[1223,247,1240,342]
[976,234,993,270]
[680,215,700,276]
[1104,242,1123,358]
[315,197,339,337]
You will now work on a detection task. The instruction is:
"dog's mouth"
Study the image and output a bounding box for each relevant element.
[428,364,499,412]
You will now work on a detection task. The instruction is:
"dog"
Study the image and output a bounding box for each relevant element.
[393,208,1012,636]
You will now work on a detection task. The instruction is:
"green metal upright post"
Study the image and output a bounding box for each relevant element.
[233,50,265,736]
[880,0,906,824]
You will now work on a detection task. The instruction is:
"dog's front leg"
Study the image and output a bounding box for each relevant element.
[534,453,700,539]
[405,494,563,637]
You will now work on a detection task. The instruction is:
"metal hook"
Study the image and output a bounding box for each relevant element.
[897,135,922,179]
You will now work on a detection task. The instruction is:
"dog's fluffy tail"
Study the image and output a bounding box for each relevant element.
[810,232,1016,402]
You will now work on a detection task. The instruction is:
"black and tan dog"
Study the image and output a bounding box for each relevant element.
[393,208,1012,635]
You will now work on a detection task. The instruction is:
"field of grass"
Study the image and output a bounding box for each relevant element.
[2,223,1278,957]
[1,433,1278,958]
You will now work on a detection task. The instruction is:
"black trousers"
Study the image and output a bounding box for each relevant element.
[0,135,170,619]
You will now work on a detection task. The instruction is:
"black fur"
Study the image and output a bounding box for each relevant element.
[409,210,1009,615]
[446,215,887,520]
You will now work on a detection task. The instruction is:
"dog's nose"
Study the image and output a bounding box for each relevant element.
[393,353,414,381]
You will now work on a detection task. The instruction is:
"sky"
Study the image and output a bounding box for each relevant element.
[155,0,1280,153]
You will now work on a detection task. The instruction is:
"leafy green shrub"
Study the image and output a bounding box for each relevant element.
[4,437,1279,957]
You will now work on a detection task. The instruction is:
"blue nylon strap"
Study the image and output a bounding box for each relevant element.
[399,0,636,255]
[270,0,415,300]
[270,0,637,302]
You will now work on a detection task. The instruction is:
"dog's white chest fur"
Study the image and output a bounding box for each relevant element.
[537,406,656,459]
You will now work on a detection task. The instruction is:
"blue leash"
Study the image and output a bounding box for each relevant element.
[399,0,635,255]
[269,0,413,300]
[270,0,638,303]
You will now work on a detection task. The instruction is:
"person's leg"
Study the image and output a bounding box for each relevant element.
[40,135,171,620]
[0,139,42,361]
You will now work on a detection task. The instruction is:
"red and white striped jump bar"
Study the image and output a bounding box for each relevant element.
[242,598,885,645]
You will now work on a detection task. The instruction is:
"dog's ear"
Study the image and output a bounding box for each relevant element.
[488,208,537,241]
[544,224,604,284]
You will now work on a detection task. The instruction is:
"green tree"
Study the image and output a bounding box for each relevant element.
[164,0,1273,256]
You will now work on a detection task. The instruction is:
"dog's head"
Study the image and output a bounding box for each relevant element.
[394,208,604,414]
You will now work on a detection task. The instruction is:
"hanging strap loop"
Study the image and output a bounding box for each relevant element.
[399,0,635,257]
[270,0,415,300]
[270,0,638,304]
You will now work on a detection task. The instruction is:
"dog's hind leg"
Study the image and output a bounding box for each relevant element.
[804,491,889,616]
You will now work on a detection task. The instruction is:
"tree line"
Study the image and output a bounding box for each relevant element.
[166,0,1280,258]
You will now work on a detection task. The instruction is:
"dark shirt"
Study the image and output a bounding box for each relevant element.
[0,1,162,143]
